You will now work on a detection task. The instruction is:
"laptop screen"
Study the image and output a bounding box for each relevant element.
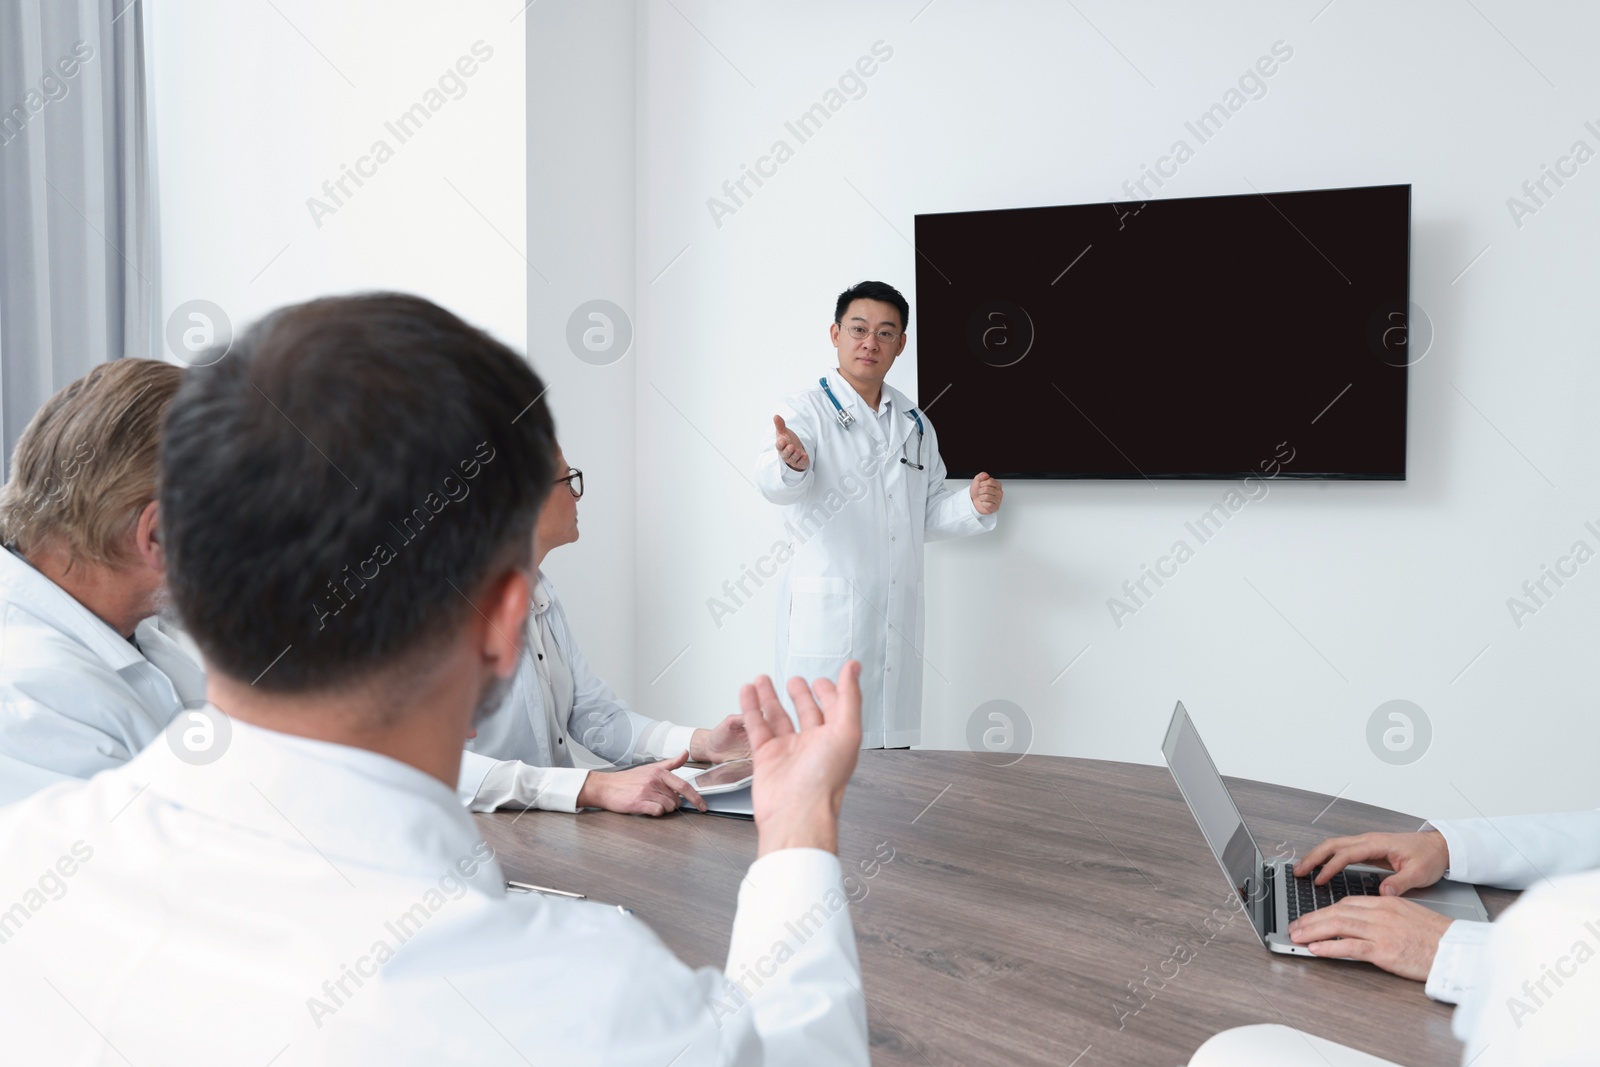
[1161,702,1269,939]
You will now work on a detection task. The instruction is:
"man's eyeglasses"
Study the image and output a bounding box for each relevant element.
[556,467,583,500]
[843,324,902,344]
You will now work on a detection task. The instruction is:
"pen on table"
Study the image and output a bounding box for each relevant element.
[506,879,584,899]
[505,880,634,915]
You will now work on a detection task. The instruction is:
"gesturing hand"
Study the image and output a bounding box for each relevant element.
[1287,896,1454,981]
[576,751,706,816]
[970,472,1003,515]
[690,714,752,763]
[740,661,863,857]
[774,415,811,472]
[1293,831,1450,896]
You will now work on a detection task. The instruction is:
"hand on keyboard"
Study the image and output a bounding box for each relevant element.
[1286,895,1455,982]
[1292,831,1451,896]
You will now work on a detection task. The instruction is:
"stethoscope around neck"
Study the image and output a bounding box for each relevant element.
[819,376,925,470]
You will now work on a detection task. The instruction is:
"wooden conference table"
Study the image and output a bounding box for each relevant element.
[475,753,1517,1067]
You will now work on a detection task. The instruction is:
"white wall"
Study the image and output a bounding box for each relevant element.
[526,1,639,697]
[554,0,1600,822]
[156,1,1600,822]
[151,0,526,355]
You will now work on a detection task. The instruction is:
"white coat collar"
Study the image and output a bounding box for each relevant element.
[129,713,500,887]
[0,545,144,671]
[823,369,918,451]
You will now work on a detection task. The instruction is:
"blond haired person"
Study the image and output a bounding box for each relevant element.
[0,359,204,806]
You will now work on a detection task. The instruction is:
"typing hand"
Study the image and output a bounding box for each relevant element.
[741,661,863,857]
[690,714,751,763]
[1287,896,1453,981]
[774,415,811,472]
[576,751,706,816]
[1293,831,1450,895]
[970,472,1003,515]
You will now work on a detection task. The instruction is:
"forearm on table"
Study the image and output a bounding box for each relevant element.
[633,720,700,761]
[465,758,589,813]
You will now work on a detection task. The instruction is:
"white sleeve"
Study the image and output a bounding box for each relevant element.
[755,398,817,505]
[1452,870,1600,1064]
[1423,919,1493,1004]
[634,721,698,761]
[719,848,869,1067]
[1431,809,1600,889]
[920,419,996,543]
[457,751,588,813]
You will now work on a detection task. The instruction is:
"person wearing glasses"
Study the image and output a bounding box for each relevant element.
[755,281,1003,748]
[459,446,752,815]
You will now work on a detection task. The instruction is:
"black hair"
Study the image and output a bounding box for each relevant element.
[833,280,909,334]
[159,292,556,692]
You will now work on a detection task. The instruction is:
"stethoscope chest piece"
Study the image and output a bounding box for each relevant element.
[819,375,925,469]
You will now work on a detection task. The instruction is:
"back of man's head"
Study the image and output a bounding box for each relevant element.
[159,293,555,693]
[0,359,182,563]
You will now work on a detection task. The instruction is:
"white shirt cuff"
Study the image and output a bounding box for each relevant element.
[635,721,698,761]
[966,488,998,529]
[779,463,807,486]
[1425,820,1466,881]
[1425,919,1493,1004]
[467,759,589,814]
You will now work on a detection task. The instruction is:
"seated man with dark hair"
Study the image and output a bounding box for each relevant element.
[0,294,868,1065]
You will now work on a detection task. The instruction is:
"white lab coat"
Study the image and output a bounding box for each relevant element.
[755,370,995,747]
[0,717,869,1065]
[0,545,205,806]
[457,571,698,812]
[1421,809,1600,1004]
[1451,866,1600,1065]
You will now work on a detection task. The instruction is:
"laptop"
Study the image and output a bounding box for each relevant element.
[1161,701,1488,956]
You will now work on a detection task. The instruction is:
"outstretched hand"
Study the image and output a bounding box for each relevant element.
[774,415,811,472]
[740,661,863,856]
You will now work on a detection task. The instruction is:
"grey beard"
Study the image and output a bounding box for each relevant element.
[471,669,514,733]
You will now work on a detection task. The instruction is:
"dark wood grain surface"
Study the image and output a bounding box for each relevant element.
[476,753,1515,1066]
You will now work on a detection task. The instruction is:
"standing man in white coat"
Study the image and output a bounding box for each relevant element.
[755,281,1002,748]
[0,293,869,1065]
[0,359,205,806]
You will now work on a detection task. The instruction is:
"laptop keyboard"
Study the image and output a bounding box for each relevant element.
[1284,867,1385,921]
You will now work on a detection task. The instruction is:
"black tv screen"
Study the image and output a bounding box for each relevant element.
[912,184,1411,479]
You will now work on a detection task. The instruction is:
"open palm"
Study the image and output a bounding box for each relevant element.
[739,662,863,854]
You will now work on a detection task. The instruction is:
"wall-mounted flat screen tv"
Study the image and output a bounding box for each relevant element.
[912,183,1411,479]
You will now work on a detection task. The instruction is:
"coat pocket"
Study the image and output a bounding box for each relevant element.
[787,576,854,658]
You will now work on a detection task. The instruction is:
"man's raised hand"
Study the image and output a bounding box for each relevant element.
[970,472,1003,515]
[774,415,810,472]
[740,661,863,856]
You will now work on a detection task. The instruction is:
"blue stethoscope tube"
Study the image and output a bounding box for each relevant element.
[819,376,925,470]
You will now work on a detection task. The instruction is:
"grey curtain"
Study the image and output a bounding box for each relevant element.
[0,0,155,477]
